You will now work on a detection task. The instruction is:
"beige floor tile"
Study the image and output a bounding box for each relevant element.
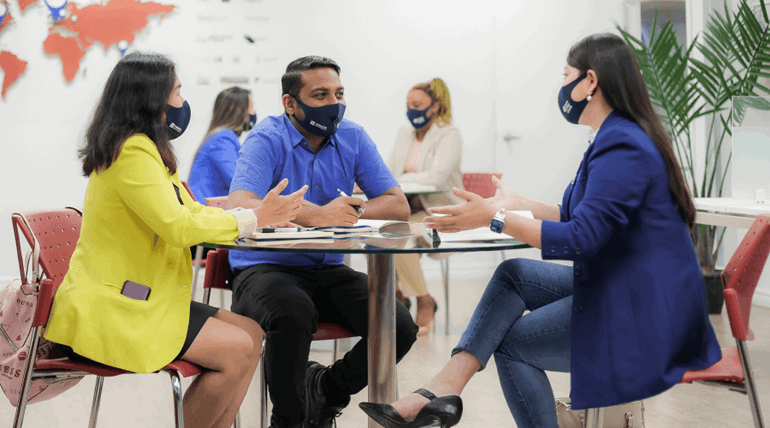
[2,271,768,427]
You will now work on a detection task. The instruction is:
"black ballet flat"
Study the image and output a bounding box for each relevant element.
[359,388,463,428]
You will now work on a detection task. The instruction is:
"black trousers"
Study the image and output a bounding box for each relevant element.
[231,263,418,427]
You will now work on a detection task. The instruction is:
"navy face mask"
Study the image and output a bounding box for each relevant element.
[166,100,191,140]
[406,102,434,129]
[557,73,589,124]
[243,113,257,132]
[292,96,346,137]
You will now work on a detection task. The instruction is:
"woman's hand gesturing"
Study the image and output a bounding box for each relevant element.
[486,175,517,210]
[254,179,308,227]
[424,187,498,233]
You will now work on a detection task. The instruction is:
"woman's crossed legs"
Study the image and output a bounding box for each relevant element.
[388,259,572,428]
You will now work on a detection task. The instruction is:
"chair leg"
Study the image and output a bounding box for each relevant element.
[584,407,605,428]
[332,338,339,362]
[234,410,241,428]
[167,370,185,428]
[12,369,35,428]
[88,376,105,428]
[737,340,766,428]
[191,245,204,300]
[440,258,450,335]
[260,350,269,428]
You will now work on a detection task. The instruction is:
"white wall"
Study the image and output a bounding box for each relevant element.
[1,0,629,282]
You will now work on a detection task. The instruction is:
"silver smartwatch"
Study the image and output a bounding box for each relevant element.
[490,208,506,233]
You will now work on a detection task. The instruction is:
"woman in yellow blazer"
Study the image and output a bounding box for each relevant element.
[44,52,306,428]
[386,78,464,334]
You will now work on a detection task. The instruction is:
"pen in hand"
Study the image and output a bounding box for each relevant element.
[337,188,365,214]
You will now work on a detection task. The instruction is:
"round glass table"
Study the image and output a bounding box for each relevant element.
[203,226,528,428]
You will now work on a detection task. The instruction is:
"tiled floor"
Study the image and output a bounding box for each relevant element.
[2,268,768,427]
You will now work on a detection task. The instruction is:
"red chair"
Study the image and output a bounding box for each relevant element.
[462,172,503,198]
[202,248,359,428]
[11,208,203,428]
[679,213,770,428]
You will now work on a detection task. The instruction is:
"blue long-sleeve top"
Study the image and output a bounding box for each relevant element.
[188,129,240,203]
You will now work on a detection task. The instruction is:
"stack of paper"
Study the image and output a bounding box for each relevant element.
[249,228,334,241]
[400,182,438,194]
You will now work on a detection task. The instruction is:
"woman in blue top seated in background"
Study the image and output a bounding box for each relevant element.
[189,86,256,202]
[359,32,722,428]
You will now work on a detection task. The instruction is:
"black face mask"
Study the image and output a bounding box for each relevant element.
[292,96,346,137]
[243,113,257,132]
[166,101,191,140]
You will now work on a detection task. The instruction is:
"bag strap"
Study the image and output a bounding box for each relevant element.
[13,212,39,284]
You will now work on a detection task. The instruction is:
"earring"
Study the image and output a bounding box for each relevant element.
[586,92,593,102]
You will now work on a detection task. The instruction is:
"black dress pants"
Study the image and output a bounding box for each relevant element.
[231,263,418,428]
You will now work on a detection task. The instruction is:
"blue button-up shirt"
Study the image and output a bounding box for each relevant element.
[188,129,241,202]
[229,114,398,270]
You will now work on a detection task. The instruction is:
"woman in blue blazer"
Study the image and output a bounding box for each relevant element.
[359,33,722,428]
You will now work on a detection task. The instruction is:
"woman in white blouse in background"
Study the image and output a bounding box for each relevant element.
[386,78,464,334]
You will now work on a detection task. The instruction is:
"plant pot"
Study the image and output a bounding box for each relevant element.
[703,270,724,315]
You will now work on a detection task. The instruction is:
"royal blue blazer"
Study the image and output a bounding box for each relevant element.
[188,129,241,202]
[540,111,722,409]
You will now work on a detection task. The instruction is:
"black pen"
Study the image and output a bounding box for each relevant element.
[337,188,365,214]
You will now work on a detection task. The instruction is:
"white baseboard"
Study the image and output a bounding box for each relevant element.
[754,288,770,308]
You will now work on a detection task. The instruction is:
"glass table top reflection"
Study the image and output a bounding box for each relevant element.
[200,222,529,254]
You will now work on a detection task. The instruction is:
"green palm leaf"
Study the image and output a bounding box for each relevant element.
[618,0,770,271]
[618,14,706,194]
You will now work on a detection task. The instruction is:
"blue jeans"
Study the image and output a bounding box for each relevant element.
[452,259,573,428]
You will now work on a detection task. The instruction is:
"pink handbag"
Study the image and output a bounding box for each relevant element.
[0,214,84,406]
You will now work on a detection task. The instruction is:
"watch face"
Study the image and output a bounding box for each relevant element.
[490,218,504,233]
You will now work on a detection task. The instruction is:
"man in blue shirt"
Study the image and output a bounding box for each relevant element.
[228,56,417,428]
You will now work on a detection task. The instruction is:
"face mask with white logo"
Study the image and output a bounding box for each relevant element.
[406,102,434,129]
[557,72,589,124]
[292,96,345,137]
[243,113,257,133]
[166,100,191,140]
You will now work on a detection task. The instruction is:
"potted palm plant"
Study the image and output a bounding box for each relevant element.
[617,0,770,313]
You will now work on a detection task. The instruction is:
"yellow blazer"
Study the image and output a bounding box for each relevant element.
[45,134,239,373]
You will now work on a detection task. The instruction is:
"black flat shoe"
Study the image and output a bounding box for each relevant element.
[359,388,462,428]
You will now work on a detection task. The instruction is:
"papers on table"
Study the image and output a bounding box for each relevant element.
[399,182,438,194]
[249,228,334,240]
[437,211,533,242]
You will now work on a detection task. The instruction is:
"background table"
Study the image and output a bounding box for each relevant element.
[203,226,528,428]
[695,197,770,229]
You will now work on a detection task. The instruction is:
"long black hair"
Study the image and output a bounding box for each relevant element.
[567,33,696,228]
[80,52,177,176]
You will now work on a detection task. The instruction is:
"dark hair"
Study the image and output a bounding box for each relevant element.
[80,52,177,176]
[281,56,340,98]
[567,33,696,228]
[198,86,251,147]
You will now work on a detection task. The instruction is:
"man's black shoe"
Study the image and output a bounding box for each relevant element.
[304,361,351,428]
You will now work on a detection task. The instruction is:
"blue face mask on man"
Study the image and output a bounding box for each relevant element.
[166,100,191,140]
[557,73,589,124]
[292,96,346,137]
[406,102,433,129]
